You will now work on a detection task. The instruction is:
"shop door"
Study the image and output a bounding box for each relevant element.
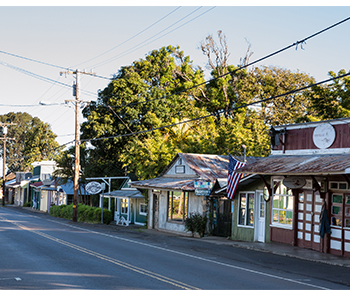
[297,190,322,250]
[152,194,159,230]
[344,194,350,258]
[212,199,232,237]
[256,192,266,243]
[330,193,350,257]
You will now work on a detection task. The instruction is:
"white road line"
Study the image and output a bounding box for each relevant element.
[0,277,21,281]
[1,207,332,290]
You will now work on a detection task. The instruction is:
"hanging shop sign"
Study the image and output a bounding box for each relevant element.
[194,180,213,196]
[86,181,102,194]
[283,176,306,189]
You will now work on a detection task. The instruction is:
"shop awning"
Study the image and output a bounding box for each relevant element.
[130,177,196,191]
[7,182,20,188]
[236,154,350,176]
[103,188,144,199]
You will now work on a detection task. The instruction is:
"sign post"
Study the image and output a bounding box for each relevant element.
[86,181,105,223]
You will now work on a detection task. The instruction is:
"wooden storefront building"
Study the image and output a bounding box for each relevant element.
[237,118,350,257]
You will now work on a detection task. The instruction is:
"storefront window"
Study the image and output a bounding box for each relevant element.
[139,203,147,216]
[272,179,293,227]
[238,192,254,227]
[121,199,128,214]
[168,191,188,222]
[331,194,342,227]
[344,195,350,229]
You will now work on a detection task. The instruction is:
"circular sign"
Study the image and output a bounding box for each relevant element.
[86,181,102,194]
[263,187,270,202]
[283,176,306,189]
[313,123,336,149]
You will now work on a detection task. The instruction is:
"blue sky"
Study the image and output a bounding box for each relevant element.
[0,4,349,157]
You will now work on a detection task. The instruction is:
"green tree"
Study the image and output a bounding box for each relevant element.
[199,31,251,117]
[300,69,350,122]
[0,112,59,172]
[81,45,206,179]
[248,66,315,126]
[53,143,91,204]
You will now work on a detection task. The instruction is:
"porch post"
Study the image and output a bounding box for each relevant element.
[292,189,299,246]
[128,198,131,224]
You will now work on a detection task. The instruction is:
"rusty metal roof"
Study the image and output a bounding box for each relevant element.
[175,153,229,179]
[236,154,350,175]
[129,177,196,191]
[130,153,261,191]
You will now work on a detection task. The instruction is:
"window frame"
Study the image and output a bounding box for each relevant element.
[237,191,255,228]
[271,178,294,229]
[167,191,189,222]
[121,198,128,214]
[139,203,147,216]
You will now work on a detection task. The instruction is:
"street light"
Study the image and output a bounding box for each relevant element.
[1,123,16,206]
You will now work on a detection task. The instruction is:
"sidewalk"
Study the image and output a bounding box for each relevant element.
[5,205,350,268]
[197,235,350,268]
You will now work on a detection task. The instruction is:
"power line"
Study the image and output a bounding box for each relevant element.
[101,15,350,110]
[73,6,182,68]
[80,71,350,144]
[9,72,350,167]
[0,61,97,97]
[90,7,214,69]
[0,49,112,81]
[0,49,68,70]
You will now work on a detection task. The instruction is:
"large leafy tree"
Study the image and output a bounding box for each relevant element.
[81,45,207,179]
[247,66,315,126]
[0,112,60,172]
[80,34,338,181]
[300,69,350,122]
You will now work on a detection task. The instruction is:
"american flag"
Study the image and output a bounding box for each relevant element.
[227,154,246,199]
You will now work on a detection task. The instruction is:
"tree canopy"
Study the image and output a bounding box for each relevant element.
[0,112,60,173]
[59,32,348,181]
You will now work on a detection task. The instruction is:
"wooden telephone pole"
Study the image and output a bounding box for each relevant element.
[60,69,94,222]
[1,123,16,206]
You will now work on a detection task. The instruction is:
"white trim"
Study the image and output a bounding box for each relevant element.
[270,224,293,230]
[271,178,294,228]
[273,118,350,130]
[237,191,255,227]
[271,148,350,155]
[134,222,145,226]
[255,190,265,243]
[139,203,147,216]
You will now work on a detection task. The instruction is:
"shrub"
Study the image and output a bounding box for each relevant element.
[49,205,61,217]
[23,202,31,207]
[49,204,113,224]
[93,207,113,225]
[184,212,208,238]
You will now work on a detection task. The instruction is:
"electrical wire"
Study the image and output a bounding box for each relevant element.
[7,72,350,166]
[0,61,97,97]
[91,7,213,69]
[102,15,350,110]
[73,7,182,68]
[0,50,68,70]
[0,103,64,107]
[80,72,350,143]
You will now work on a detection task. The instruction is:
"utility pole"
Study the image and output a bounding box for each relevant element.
[0,123,16,206]
[60,69,94,222]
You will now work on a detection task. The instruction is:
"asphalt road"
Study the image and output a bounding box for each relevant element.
[0,206,349,290]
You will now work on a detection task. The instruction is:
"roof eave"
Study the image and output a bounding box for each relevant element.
[238,171,349,176]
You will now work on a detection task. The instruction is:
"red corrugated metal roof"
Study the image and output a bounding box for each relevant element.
[236,154,350,175]
[30,181,43,187]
